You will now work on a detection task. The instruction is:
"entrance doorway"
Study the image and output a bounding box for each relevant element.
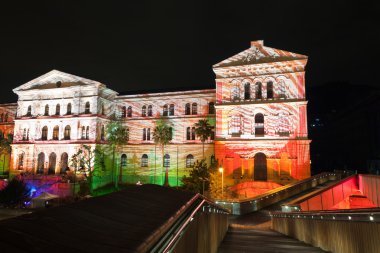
[254,152,267,181]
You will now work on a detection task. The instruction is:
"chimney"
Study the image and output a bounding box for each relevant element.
[251,40,264,47]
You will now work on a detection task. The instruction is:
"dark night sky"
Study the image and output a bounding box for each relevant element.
[0,0,379,102]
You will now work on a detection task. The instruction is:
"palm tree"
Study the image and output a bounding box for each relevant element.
[105,115,128,187]
[194,119,213,158]
[153,118,172,186]
[0,136,12,176]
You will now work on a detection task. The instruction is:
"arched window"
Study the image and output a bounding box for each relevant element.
[141,154,148,167]
[127,106,132,117]
[169,104,174,116]
[64,125,71,140]
[164,154,170,167]
[255,113,264,137]
[41,126,48,140]
[67,103,72,115]
[143,128,146,141]
[44,104,49,116]
[244,83,251,100]
[230,116,241,134]
[191,127,196,140]
[147,128,151,141]
[148,105,153,116]
[48,152,57,174]
[122,106,126,118]
[60,152,69,173]
[81,126,86,139]
[84,102,91,114]
[86,126,89,139]
[267,81,274,99]
[186,127,191,140]
[142,105,146,117]
[186,154,194,168]
[121,154,127,167]
[101,125,105,140]
[192,103,197,115]
[53,125,59,140]
[55,104,60,115]
[255,82,262,99]
[37,152,45,174]
[18,152,24,170]
[27,105,32,116]
[185,103,191,115]
[163,104,168,116]
[208,102,215,114]
[231,86,240,100]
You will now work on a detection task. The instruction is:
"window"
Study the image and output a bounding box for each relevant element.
[255,82,262,99]
[169,104,174,116]
[163,154,170,167]
[101,104,105,115]
[122,106,126,118]
[244,83,251,100]
[255,113,264,137]
[86,126,89,139]
[210,130,215,140]
[143,128,146,141]
[101,125,105,140]
[142,105,146,117]
[0,130,3,139]
[0,114,2,122]
[37,152,45,174]
[27,105,32,116]
[127,106,132,117]
[67,103,72,115]
[141,154,148,167]
[53,126,59,140]
[81,126,86,139]
[18,152,24,170]
[232,86,240,100]
[208,102,215,114]
[267,81,273,99]
[44,104,49,116]
[169,127,173,141]
[192,103,197,115]
[185,103,191,115]
[85,102,91,114]
[41,126,48,140]
[64,125,71,140]
[163,104,168,116]
[186,154,194,168]
[4,114,8,122]
[186,127,191,140]
[55,104,60,115]
[121,154,127,167]
[143,128,151,141]
[230,116,241,134]
[148,105,153,116]
[22,128,29,141]
[60,153,69,173]
[191,127,196,140]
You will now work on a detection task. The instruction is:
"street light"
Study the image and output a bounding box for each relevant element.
[219,167,224,198]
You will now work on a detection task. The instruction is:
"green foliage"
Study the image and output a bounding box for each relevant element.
[181,159,210,194]
[0,137,11,155]
[105,118,128,148]
[153,118,172,148]
[0,177,30,208]
[194,119,213,158]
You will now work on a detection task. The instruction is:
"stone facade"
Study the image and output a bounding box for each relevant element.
[0,40,311,187]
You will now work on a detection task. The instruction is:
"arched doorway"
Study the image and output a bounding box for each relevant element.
[254,152,267,181]
[60,152,69,173]
[37,152,45,174]
[48,152,57,174]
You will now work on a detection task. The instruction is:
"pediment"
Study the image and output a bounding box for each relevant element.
[213,40,307,68]
[13,70,102,92]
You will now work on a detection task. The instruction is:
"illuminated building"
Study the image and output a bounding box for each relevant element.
[0,40,310,189]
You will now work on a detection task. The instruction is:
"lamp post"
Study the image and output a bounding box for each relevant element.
[219,166,224,198]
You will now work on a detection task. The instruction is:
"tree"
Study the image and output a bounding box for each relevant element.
[153,118,172,186]
[194,119,213,158]
[181,159,210,194]
[105,115,128,187]
[0,177,30,208]
[0,135,12,175]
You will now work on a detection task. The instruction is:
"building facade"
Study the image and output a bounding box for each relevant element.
[0,41,310,188]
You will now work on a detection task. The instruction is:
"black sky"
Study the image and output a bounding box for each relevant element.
[0,0,379,102]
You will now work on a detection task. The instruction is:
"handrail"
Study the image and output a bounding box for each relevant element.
[140,193,229,253]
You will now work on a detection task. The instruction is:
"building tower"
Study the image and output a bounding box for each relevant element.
[213,41,310,186]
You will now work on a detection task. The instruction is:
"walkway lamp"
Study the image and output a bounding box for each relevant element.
[219,167,224,198]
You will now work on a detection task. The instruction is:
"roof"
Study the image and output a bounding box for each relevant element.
[213,40,307,68]
[0,184,195,253]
